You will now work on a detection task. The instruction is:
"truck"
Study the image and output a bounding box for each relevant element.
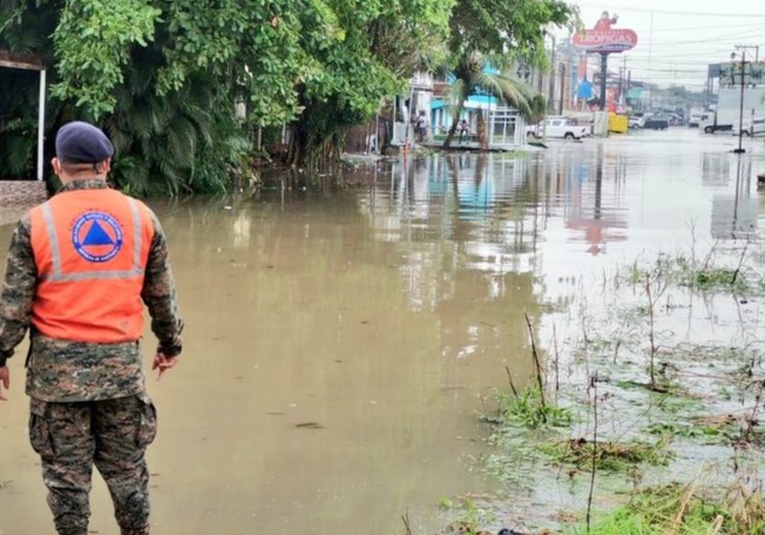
[688,107,709,128]
[525,116,591,140]
[702,87,765,134]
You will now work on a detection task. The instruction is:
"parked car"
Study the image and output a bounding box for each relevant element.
[628,116,645,129]
[526,116,590,140]
[643,116,669,130]
[667,113,685,126]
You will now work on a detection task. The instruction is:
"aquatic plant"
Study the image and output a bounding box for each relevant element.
[565,477,765,535]
[484,385,573,430]
[472,244,765,534]
[538,437,672,473]
[438,497,496,535]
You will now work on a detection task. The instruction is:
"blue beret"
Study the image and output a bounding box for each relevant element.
[55,121,114,164]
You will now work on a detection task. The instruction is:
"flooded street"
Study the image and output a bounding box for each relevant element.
[2,128,765,534]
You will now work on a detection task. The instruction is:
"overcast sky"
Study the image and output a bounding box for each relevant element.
[561,0,765,89]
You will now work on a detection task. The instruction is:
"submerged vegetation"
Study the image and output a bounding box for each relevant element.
[539,437,672,473]
[485,385,573,430]
[566,475,765,535]
[624,245,761,296]
[442,240,765,535]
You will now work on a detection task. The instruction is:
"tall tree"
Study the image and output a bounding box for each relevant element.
[2,0,324,193]
[442,52,546,149]
[442,0,578,149]
[285,0,453,166]
[1,0,452,191]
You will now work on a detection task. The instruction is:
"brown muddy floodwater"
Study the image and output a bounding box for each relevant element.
[1,129,765,535]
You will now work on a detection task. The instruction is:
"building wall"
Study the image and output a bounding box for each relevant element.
[0,180,47,209]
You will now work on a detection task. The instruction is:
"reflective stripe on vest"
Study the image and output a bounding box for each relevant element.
[29,189,153,343]
[40,197,146,282]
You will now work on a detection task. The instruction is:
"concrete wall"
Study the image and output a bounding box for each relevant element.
[0,181,47,225]
[0,180,47,205]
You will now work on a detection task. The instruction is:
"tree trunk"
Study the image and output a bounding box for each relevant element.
[476,109,488,150]
[286,122,305,166]
[442,103,464,149]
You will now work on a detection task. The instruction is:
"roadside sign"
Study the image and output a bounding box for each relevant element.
[573,11,638,54]
[719,62,765,86]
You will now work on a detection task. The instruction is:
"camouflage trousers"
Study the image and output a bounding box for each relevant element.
[28,394,158,535]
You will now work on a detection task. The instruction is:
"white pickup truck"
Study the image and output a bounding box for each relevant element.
[526,116,591,140]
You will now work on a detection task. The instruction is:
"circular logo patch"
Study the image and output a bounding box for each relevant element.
[71,212,124,263]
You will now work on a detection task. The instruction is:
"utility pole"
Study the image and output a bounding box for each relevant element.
[549,36,557,113]
[736,51,745,155]
[733,45,759,154]
[648,10,654,109]
[618,68,626,108]
[599,52,608,111]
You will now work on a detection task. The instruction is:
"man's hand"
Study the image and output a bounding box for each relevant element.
[0,366,9,401]
[152,353,179,382]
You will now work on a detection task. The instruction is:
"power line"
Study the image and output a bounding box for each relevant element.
[638,28,765,48]
[642,68,708,73]
[650,22,765,33]
[575,3,765,18]
[628,58,732,66]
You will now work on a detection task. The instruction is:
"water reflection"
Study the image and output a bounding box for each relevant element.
[711,158,758,240]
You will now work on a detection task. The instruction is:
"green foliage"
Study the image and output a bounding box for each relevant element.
[105,62,249,195]
[0,69,41,178]
[440,0,578,147]
[51,0,161,118]
[693,268,745,292]
[448,0,579,64]
[442,52,545,149]
[488,385,573,429]
[286,0,454,164]
[1,0,575,190]
[565,482,765,535]
[1,0,455,187]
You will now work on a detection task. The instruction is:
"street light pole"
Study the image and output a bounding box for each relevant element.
[733,45,760,155]
[733,49,746,154]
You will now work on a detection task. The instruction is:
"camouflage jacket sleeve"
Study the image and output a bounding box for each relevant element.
[0,215,36,367]
[141,209,184,358]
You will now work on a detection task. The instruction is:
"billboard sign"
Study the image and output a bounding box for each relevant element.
[719,62,765,86]
[573,12,638,54]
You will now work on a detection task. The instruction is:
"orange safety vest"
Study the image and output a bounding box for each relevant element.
[29,187,154,343]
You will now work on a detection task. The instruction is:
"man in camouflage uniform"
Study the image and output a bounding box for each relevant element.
[0,121,183,535]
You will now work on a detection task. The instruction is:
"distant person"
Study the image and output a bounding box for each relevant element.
[415,110,428,142]
[458,119,470,143]
[0,121,184,535]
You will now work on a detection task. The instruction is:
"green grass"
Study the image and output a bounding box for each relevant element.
[565,482,765,535]
[482,385,573,429]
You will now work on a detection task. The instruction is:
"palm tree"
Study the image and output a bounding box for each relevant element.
[442,52,546,150]
[102,47,250,196]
